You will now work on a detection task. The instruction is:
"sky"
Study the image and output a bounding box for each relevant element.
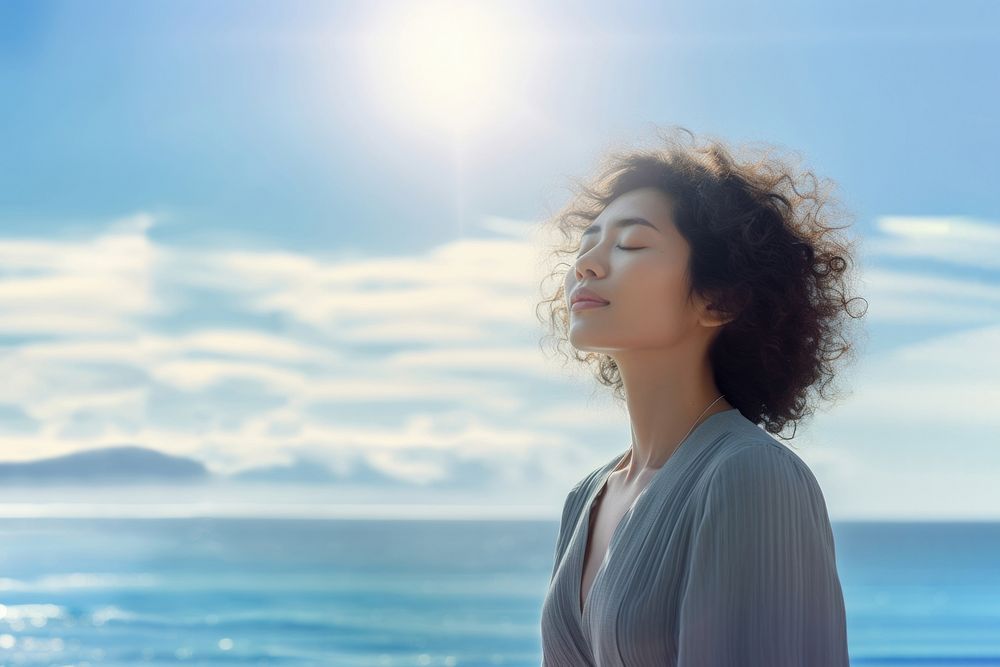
[0,0,998,520]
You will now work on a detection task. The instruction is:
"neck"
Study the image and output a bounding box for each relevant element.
[614,349,732,483]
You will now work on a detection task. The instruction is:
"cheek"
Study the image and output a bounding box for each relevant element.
[619,254,685,305]
[614,260,692,331]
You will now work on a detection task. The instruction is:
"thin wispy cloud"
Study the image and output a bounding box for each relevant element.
[853,216,1000,326]
[0,0,997,524]
[0,214,595,495]
[0,214,163,335]
[870,215,1000,270]
[0,210,997,519]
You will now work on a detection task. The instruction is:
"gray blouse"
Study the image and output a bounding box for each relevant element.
[539,408,849,666]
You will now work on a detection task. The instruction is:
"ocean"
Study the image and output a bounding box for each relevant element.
[0,518,998,666]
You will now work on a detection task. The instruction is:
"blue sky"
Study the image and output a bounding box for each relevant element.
[0,0,998,519]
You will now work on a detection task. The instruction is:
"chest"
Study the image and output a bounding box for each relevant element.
[542,468,708,666]
[579,477,645,614]
[572,481,696,665]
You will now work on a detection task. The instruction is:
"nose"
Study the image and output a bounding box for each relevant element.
[573,246,604,281]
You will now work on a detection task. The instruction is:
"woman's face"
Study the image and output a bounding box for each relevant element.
[565,186,709,355]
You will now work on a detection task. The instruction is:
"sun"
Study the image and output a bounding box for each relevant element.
[356,1,538,139]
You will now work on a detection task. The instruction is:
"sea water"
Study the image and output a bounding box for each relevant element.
[0,518,998,666]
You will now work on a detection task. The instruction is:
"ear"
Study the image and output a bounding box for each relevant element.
[703,303,737,327]
[695,291,738,329]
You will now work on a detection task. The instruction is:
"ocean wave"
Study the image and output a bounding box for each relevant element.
[0,572,159,591]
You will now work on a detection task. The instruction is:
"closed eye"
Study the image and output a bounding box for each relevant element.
[576,244,645,257]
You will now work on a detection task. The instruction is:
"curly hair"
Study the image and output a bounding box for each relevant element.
[535,126,869,440]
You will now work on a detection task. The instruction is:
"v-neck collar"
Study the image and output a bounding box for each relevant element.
[571,408,743,638]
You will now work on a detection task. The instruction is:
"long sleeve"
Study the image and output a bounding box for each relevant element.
[677,444,850,666]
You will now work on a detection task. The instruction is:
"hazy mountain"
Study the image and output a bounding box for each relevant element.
[0,445,209,485]
[0,446,495,490]
[229,457,339,483]
[228,456,404,485]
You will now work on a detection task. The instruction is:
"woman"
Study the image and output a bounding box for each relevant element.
[536,127,867,666]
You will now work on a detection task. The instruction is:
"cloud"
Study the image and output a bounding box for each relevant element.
[788,321,1000,520]
[0,213,163,335]
[857,267,1000,324]
[869,215,1000,270]
[0,404,40,435]
[166,237,545,342]
[854,215,1000,325]
[475,214,538,240]
[0,211,996,518]
[0,213,600,493]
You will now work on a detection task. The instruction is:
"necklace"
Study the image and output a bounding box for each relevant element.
[580,393,729,616]
[599,393,728,516]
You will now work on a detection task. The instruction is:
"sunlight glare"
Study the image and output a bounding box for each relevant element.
[357,1,538,138]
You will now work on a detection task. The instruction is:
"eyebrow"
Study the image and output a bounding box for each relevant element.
[581,217,660,237]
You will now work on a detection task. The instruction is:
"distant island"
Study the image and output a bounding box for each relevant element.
[0,445,209,485]
[0,445,482,488]
[229,457,339,483]
[0,446,357,486]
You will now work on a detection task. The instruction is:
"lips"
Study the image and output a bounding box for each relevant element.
[570,286,610,306]
[571,299,609,311]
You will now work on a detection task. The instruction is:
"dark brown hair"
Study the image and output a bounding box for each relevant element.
[535,126,869,439]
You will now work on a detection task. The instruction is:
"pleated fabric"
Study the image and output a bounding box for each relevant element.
[539,408,849,666]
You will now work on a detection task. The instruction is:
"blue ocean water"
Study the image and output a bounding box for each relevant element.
[0,518,998,666]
